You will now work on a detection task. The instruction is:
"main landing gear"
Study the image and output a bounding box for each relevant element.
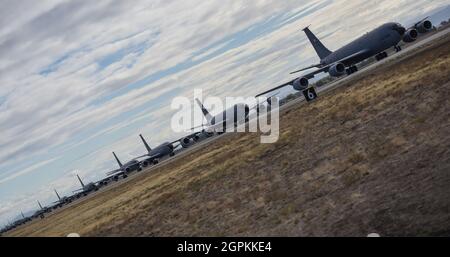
[346,65,358,75]
[375,51,388,61]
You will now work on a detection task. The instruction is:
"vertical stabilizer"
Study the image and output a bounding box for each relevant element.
[37,201,43,210]
[54,189,61,201]
[195,99,213,123]
[113,152,123,168]
[77,175,85,188]
[139,134,152,153]
[21,212,25,219]
[303,26,332,59]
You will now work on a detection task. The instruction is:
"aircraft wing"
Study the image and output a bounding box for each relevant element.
[97,174,117,183]
[335,49,371,66]
[290,63,323,74]
[256,50,370,98]
[106,168,122,176]
[254,70,323,98]
[408,16,429,29]
[142,153,161,160]
[135,153,149,159]
[255,81,293,98]
[292,49,370,76]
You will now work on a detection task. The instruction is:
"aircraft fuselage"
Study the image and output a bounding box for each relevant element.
[321,22,404,66]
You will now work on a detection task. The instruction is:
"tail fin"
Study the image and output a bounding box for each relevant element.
[37,201,43,210]
[113,152,123,168]
[195,99,213,123]
[303,26,332,59]
[54,189,61,201]
[76,175,85,188]
[139,134,152,153]
[21,211,25,219]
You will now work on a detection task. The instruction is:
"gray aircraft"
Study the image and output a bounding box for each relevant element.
[32,200,51,219]
[137,134,177,167]
[53,189,71,207]
[73,174,99,197]
[256,18,433,97]
[106,152,142,179]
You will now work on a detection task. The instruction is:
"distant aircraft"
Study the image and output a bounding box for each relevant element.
[106,152,142,179]
[191,97,276,133]
[256,18,433,97]
[32,200,50,219]
[137,134,177,167]
[73,174,99,197]
[53,189,71,207]
[193,98,250,134]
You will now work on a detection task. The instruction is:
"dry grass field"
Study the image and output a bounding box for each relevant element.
[7,34,450,237]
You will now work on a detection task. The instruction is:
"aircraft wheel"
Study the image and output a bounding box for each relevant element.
[346,65,358,75]
[376,52,387,61]
[170,152,175,157]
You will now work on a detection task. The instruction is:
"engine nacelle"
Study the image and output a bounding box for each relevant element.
[201,131,214,138]
[415,20,432,33]
[328,62,346,77]
[403,28,418,43]
[292,77,309,91]
[125,167,130,172]
[180,137,193,148]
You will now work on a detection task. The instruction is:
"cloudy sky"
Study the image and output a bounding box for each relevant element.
[0,0,448,226]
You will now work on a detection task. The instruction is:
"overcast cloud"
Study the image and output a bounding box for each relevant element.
[0,0,447,226]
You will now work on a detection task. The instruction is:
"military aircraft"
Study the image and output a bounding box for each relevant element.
[191,97,276,134]
[31,200,51,219]
[73,174,99,197]
[106,152,142,180]
[136,134,178,167]
[52,189,71,208]
[191,98,249,134]
[255,18,433,98]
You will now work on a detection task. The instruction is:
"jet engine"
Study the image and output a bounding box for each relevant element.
[403,29,418,43]
[328,62,346,77]
[292,77,309,91]
[180,137,193,148]
[193,131,213,142]
[415,20,433,33]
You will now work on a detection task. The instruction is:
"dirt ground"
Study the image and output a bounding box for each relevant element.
[7,34,450,237]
